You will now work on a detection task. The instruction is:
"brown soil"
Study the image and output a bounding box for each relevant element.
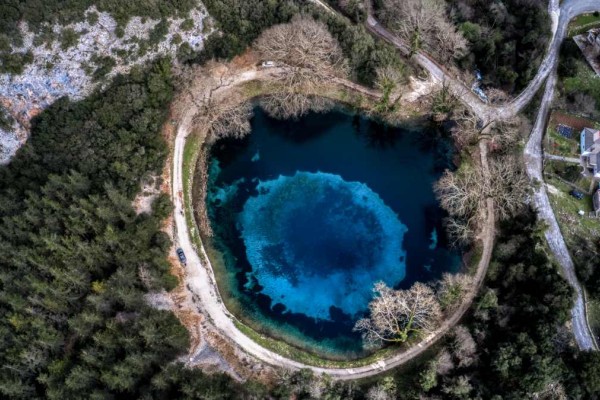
[552,111,597,131]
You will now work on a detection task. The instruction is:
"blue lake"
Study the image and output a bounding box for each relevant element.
[206,107,461,358]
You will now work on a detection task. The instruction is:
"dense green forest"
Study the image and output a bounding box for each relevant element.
[448,0,551,92]
[198,0,406,85]
[0,59,246,399]
[400,210,600,399]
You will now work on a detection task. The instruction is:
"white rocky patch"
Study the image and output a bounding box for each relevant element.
[0,3,213,164]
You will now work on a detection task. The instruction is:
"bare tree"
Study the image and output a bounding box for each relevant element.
[434,153,528,244]
[442,216,475,248]
[366,376,396,400]
[487,155,529,220]
[202,99,253,142]
[259,93,335,120]
[532,383,568,400]
[254,15,348,78]
[431,18,468,62]
[254,15,348,119]
[375,65,407,104]
[441,375,472,398]
[449,326,477,367]
[379,0,468,62]
[437,273,473,311]
[486,117,526,152]
[354,282,442,346]
[435,349,454,375]
[435,165,482,220]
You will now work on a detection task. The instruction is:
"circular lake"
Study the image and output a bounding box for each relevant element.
[205,106,461,358]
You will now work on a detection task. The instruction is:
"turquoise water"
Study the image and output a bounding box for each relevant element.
[240,171,407,320]
[206,107,460,357]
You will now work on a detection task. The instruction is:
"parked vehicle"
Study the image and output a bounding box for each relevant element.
[570,190,584,200]
[176,248,187,265]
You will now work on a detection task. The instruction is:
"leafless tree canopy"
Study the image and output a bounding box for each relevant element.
[195,97,253,143]
[375,65,407,101]
[365,376,396,400]
[379,0,468,62]
[254,15,348,78]
[434,153,528,245]
[354,282,442,346]
[450,326,477,368]
[450,109,525,152]
[174,62,254,142]
[259,93,335,120]
[435,349,454,375]
[254,16,348,119]
[487,117,526,152]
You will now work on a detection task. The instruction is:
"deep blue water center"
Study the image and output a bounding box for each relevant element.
[206,107,460,357]
[240,171,408,320]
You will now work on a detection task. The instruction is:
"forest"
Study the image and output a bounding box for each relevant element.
[0,59,246,399]
[400,210,600,399]
[447,0,551,91]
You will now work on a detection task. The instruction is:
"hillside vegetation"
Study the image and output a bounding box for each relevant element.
[0,59,245,399]
[370,0,551,92]
[448,0,551,91]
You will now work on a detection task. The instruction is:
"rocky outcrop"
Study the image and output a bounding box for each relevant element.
[0,3,211,164]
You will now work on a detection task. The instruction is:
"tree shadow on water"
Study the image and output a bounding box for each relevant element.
[260,107,346,144]
[353,114,404,149]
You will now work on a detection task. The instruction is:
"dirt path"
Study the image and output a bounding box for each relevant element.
[170,63,497,379]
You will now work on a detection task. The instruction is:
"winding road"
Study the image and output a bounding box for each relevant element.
[365,0,600,123]
[357,0,600,351]
[172,0,599,380]
[524,69,597,351]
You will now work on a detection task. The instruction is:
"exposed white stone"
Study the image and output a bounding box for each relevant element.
[0,3,213,164]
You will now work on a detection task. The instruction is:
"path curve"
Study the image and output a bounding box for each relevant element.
[358,0,600,123]
[172,73,496,379]
[171,0,600,377]
[337,0,600,351]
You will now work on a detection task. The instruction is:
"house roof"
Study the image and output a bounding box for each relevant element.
[581,128,600,153]
[582,128,598,152]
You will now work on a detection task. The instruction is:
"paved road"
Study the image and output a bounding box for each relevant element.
[544,154,581,164]
[351,0,600,353]
[524,70,597,350]
[365,0,600,124]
